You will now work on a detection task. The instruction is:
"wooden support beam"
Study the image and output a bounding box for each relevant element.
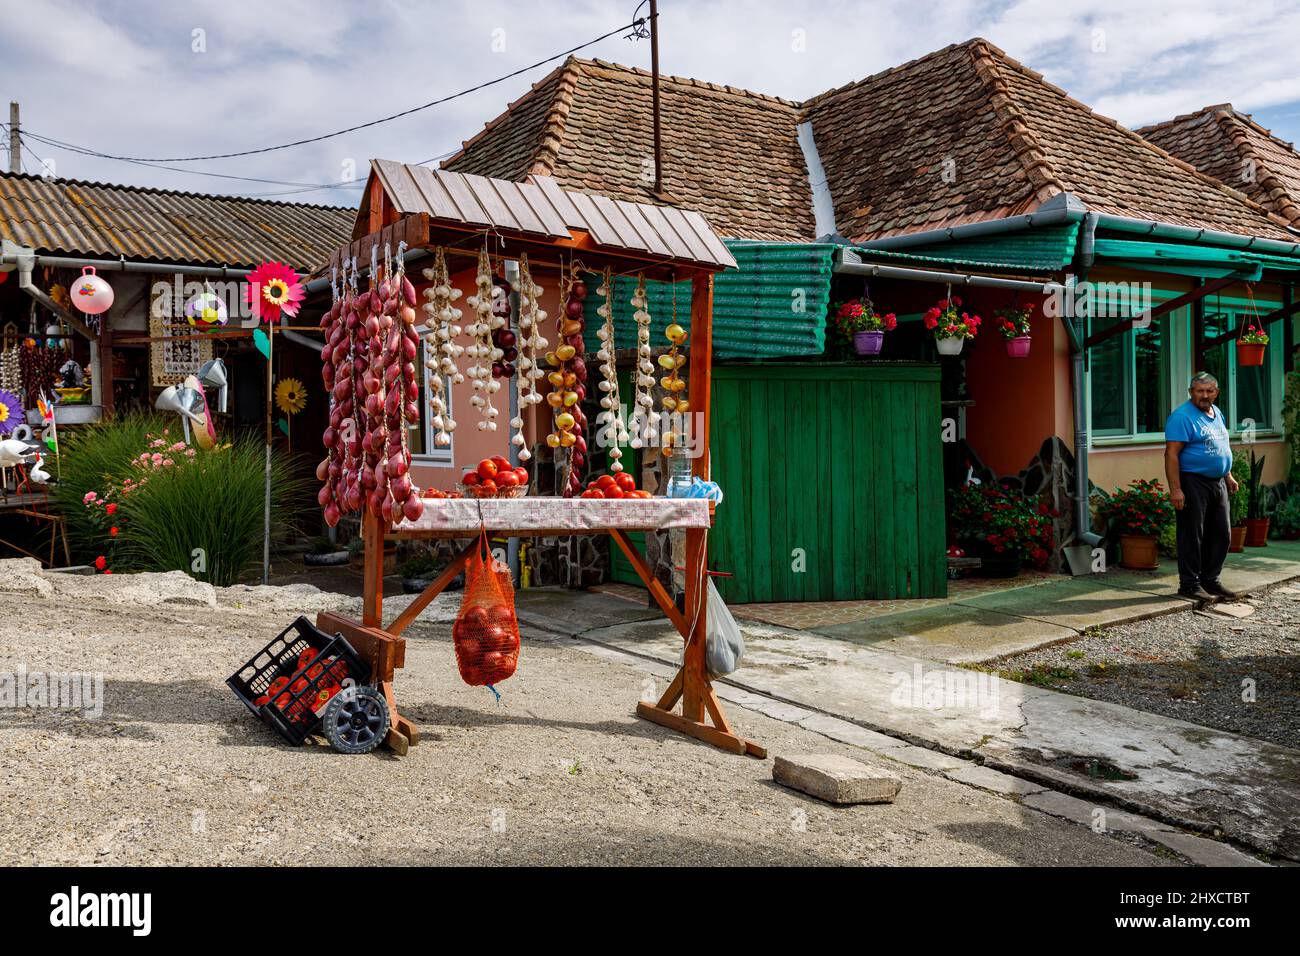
[1084,275,1240,349]
[608,528,690,638]
[1199,296,1300,351]
[387,536,478,636]
[361,511,385,627]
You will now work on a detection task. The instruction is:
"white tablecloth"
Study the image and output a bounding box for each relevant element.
[393,496,711,534]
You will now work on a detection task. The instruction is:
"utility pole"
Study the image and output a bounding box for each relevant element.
[9,102,20,174]
[649,0,663,198]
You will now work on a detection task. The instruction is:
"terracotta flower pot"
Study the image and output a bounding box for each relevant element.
[935,337,965,356]
[1229,525,1247,553]
[854,330,884,356]
[1119,533,1160,570]
[1236,342,1266,367]
[1005,336,1031,358]
[1245,518,1270,547]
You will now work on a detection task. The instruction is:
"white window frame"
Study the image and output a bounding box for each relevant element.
[411,340,454,467]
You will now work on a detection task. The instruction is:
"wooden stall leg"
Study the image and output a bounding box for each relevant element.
[387,536,478,636]
[615,527,765,759]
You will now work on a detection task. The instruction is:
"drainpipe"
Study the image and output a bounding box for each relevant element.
[1071,213,1103,549]
[835,249,1068,294]
[14,250,104,406]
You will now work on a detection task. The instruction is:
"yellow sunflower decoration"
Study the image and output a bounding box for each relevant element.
[275,378,307,416]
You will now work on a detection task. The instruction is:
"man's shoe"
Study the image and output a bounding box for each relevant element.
[1178,586,1216,602]
[1202,581,1240,601]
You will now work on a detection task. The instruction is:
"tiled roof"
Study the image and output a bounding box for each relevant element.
[806,39,1297,243]
[444,41,1299,248]
[444,58,813,242]
[1138,105,1300,227]
[0,171,355,271]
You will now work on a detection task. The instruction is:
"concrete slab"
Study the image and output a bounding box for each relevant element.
[955,576,1191,631]
[514,586,661,636]
[944,764,1049,797]
[773,754,902,805]
[1205,602,1255,619]
[812,604,1077,663]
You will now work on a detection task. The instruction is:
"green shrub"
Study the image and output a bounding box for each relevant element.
[52,413,161,558]
[1229,452,1250,527]
[54,416,307,585]
[1271,495,1300,539]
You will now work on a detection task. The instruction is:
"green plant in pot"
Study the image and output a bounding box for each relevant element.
[1228,452,1250,552]
[1099,478,1174,570]
[1244,450,1269,547]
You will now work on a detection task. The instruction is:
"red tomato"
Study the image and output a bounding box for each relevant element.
[290,678,309,695]
[297,648,318,670]
[477,459,499,481]
[581,488,604,498]
[615,472,636,493]
[476,480,498,498]
[596,474,616,490]
[480,625,506,649]
[268,676,289,695]
[490,456,511,472]
[604,487,624,499]
[462,471,480,486]
[458,638,481,659]
[496,471,520,488]
[462,606,490,631]
[514,467,529,486]
[253,694,270,707]
[482,651,505,671]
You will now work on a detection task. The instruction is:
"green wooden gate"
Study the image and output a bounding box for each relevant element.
[707,363,946,603]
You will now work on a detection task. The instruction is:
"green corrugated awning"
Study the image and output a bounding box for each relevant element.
[852,222,1079,273]
[1093,237,1300,279]
[591,241,835,360]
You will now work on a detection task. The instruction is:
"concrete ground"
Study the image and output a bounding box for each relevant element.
[515,580,1298,863]
[0,559,1169,867]
[731,540,1300,663]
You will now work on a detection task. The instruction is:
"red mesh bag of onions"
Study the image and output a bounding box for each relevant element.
[452,530,520,688]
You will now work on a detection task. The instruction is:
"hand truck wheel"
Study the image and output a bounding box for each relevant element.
[322,684,390,754]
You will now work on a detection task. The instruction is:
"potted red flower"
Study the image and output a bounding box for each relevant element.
[994,305,1033,358]
[924,296,981,355]
[832,298,898,356]
[947,483,1056,576]
[1237,324,1268,367]
[1099,479,1175,569]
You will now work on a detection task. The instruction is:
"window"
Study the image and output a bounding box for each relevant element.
[1088,311,1173,440]
[1201,308,1283,434]
[410,341,454,466]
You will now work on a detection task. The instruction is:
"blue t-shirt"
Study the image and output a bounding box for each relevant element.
[1165,401,1232,477]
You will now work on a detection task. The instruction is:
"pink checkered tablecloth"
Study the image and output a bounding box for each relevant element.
[392,496,711,535]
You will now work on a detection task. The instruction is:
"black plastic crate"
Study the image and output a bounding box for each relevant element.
[227,616,371,746]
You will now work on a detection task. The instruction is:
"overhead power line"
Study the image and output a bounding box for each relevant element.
[21,19,641,164]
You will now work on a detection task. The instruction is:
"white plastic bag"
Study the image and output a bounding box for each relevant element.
[705,579,744,678]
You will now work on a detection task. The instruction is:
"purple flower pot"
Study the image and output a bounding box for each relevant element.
[854,330,884,356]
[1005,336,1031,358]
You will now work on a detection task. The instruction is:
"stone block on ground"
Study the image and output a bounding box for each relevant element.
[1206,602,1254,619]
[773,753,902,805]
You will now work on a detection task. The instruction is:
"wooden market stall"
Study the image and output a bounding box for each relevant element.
[316,160,764,758]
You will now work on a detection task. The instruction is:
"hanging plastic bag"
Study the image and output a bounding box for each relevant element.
[452,529,520,686]
[705,579,744,678]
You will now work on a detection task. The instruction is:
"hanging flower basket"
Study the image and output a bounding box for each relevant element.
[1005,336,1031,358]
[925,296,980,357]
[995,304,1033,358]
[833,298,896,358]
[854,330,884,355]
[1237,323,1268,366]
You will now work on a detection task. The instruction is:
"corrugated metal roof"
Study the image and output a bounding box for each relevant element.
[0,171,355,271]
[850,223,1079,273]
[370,159,737,271]
[595,241,833,359]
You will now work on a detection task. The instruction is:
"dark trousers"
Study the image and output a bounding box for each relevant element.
[1175,471,1230,589]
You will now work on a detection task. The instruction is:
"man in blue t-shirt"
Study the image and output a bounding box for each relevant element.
[1164,372,1239,601]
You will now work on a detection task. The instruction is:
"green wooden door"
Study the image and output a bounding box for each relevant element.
[708,363,946,603]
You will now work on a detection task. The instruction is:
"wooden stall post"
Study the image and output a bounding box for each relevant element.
[634,272,765,758]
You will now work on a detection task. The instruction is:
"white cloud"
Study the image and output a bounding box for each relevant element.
[0,0,1296,204]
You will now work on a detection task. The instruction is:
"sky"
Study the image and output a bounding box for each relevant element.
[2,0,1298,209]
